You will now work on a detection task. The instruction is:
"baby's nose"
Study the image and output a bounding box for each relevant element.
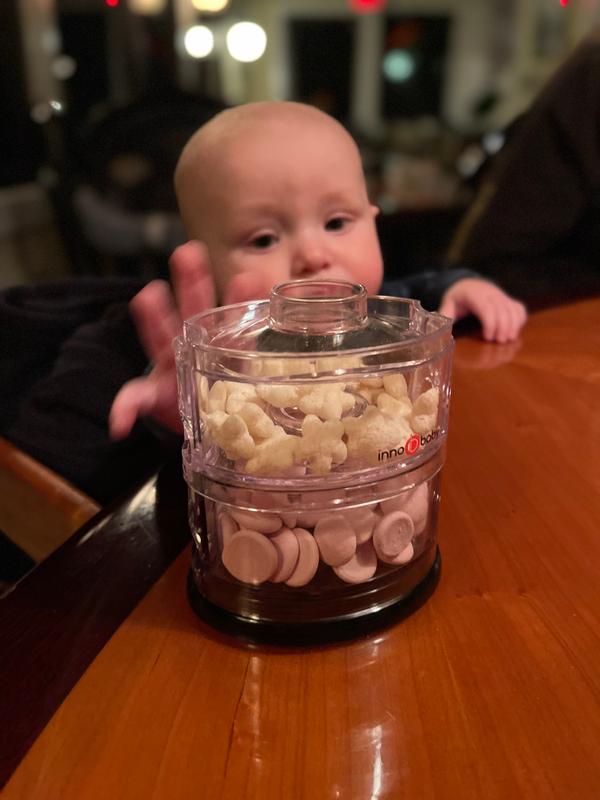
[292,239,331,276]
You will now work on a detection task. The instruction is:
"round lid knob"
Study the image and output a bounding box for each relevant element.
[268,280,368,335]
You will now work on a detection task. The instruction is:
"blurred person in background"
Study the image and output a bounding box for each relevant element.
[446,29,600,308]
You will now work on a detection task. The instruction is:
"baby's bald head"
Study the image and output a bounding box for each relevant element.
[174,101,365,240]
[173,100,382,300]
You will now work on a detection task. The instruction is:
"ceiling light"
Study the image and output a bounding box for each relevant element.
[128,0,167,14]
[226,21,267,63]
[191,0,229,12]
[184,25,214,58]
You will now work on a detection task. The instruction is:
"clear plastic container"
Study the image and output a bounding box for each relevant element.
[175,280,453,640]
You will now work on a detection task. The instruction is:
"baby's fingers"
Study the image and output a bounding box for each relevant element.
[513,300,528,334]
[498,300,527,342]
[494,304,514,343]
[109,378,159,440]
[437,295,458,321]
[484,298,528,343]
[462,295,497,341]
[130,280,181,365]
[170,240,217,321]
[110,369,182,439]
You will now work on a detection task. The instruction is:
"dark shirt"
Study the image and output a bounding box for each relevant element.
[0,279,163,504]
[446,30,600,307]
[381,268,478,310]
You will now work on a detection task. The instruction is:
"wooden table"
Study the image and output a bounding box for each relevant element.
[2,298,600,799]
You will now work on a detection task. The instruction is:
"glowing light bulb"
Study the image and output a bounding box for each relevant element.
[52,55,77,80]
[226,21,267,63]
[349,0,386,13]
[191,0,229,11]
[128,0,167,14]
[184,25,214,58]
[31,102,52,124]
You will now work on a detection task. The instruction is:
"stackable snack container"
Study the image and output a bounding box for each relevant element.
[175,280,453,640]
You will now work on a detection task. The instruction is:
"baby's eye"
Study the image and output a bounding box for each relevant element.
[250,233,277,249]
[325,216,349,231]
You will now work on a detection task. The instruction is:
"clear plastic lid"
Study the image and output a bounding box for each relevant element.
[175,280,454,491]
[181,280,452,378]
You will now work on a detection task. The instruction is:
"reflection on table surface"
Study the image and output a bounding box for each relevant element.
[2,297,600,799]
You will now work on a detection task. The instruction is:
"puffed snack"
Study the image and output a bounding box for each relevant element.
[344,406,413,465]
[294,414,347,474]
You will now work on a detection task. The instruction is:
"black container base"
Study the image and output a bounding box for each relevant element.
[187,547,441,647]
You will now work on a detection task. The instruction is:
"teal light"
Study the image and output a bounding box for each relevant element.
[382,49,415,82]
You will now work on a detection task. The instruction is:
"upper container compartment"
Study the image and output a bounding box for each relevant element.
[175,280,454,492]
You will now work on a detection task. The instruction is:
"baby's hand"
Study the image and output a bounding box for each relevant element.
[109,242,281,440]
[438,278,527,343]
[109,241,217,439]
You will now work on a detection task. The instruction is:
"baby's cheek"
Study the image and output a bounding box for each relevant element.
[350,262,383,295]
[363,268,384,294]
[264,262,294,286]
[349,234,383,293]
[225,263,290,305]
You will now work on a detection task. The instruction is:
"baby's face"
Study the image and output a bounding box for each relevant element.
[179,114,383,301]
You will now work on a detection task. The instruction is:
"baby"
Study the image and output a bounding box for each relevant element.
[110,101,526,439]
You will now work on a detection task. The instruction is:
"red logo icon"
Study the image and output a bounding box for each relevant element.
[405,434,420,456]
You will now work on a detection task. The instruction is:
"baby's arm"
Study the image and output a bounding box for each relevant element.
[438,278,527,343]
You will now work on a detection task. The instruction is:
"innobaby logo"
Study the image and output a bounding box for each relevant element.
[377,428,440,462]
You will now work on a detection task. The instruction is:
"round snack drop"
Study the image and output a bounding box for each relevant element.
[295,489,343,530]
[230,508,282,534]
[349,506,379,544]
[379,489,412,515]
[313,515,357,567]
[219,512,238,547]
[285,528,320,587]
[246,491,297,529]
[402,483,429,535]
[269,527,300,583]
[379,481,429,517]
[225,485,252,503]
[334,540,378,584]
[281,512,298,529]
[373,511,414,563]
[222,529,279,585]
[389,542,414,566]
[295,510,322,529]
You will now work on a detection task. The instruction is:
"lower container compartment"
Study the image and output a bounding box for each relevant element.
[187,470,442,634]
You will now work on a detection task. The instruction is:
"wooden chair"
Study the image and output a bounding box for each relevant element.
[0,436,100,564]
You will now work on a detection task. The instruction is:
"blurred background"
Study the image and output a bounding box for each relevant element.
[1,0,597,286]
